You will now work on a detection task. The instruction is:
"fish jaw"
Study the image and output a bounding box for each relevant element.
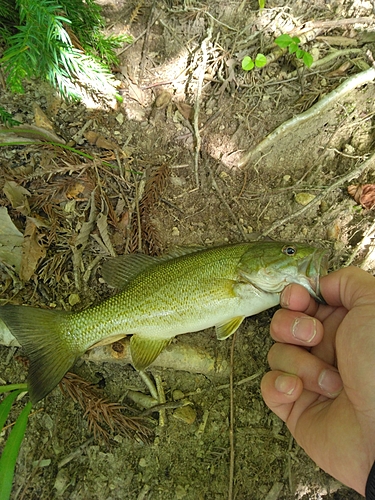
[295,248,329,302]
[239,245,330,301]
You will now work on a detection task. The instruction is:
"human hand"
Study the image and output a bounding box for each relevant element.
[261,266,375,495]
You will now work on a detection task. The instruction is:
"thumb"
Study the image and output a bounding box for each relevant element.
[320,266,375,310]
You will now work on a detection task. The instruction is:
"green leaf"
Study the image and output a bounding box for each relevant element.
[296,48,304,59]
[291,36,301,44]
[258,0,265,8]
[0,391,23,431]
[303,51,314,68]
[274,34,293,48]
[288,42,298,54]
[0,401,32,500]
[0,385,27,395]
[255,53,267,68]
[242,56,254,71]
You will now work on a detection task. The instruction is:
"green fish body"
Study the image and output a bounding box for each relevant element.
[0,242,329,403]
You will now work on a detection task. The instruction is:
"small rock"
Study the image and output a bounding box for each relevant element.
[115,113,124,125]
[173,405,197,424]
[68,294,80,306]
[294,193,316,206]
[173,389,185,401]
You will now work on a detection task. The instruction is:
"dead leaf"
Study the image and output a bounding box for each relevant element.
[33,103,55,131]
[84,131,100,145]
[96,212,116,257]
[95,135,120,151]
[348,184,375,209]
[155,91,172,109]
[0,207,23,272]
[175,102,193,121]
[3,180,31,215]
[19,218,46,281]
[83,131,120,151]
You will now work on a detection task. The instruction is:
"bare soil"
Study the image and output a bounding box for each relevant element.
[1,0,375,499]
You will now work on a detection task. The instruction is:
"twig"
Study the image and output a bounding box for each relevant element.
[345,218,375,266]
[239,67,375,167]
[193,26,212,187]
[57,437,94,468]
[298,17,375,33]
[228,332,236,500]
[261,152,375,237]
[138,1,156,83]
[205,161,247,239]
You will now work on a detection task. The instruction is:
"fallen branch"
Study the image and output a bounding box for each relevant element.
[238,66,375,167]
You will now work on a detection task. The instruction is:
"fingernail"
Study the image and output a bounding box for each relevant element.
[292,317,317,343]
[280,286,291,308]
[318,369,343,397]
[275,374,298,395]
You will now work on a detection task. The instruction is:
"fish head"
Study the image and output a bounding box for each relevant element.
[239,242,330,302]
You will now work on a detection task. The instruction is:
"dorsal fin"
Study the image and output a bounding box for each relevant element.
[101,254,158,289]
[101,246,207,289]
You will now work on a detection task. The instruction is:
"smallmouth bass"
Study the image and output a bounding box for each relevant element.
[0,241,329,404]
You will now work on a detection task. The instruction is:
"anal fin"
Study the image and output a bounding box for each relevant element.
[130,335,172,370]
[215,316,245,340]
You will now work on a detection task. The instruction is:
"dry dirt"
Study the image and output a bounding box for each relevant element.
[1,0,375,499]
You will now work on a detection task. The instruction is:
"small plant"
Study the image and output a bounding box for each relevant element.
[274,33,313,68]
[0,0,132,100]
[0,107,21,126]
[0,384,31,500]
[241,53,267,71]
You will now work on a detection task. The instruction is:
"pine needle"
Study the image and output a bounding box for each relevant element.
[59,372,154,443]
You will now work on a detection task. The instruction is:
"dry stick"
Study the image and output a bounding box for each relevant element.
[205,161,247,239]
[345,218,375,267]
[193,26,212,187]
[238,67,375,168]
[261,152,375,237]
[228,331,237,500]
[138,1,156,83]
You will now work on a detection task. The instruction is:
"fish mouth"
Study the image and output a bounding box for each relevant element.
[298,248,330,303]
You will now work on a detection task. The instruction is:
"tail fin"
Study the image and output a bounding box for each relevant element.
[0,305,77,404]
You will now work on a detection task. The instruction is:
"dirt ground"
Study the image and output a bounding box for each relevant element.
[1,0,375,498]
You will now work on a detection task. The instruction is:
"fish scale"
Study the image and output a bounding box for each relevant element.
[0,241,329,404]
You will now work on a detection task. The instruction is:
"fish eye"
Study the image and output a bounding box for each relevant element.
[282,245,297,256]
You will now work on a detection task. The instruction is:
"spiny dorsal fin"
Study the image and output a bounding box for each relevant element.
[215,316,245,340]
[0,305,76,404]
[101,246,207,289]
[101,254,158,289]
[130,335,171,370]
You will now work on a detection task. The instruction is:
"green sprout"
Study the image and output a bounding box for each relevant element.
[274,34,313,68]
[242,53,267,71]
[0,384,31,500]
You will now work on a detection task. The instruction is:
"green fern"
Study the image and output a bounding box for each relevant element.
[0,0,132,99]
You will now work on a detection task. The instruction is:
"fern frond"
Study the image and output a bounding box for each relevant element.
[0,0,122,99]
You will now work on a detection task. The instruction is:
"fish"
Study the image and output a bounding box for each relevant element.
[0,241,329,404]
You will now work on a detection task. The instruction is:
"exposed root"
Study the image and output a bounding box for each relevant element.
[239,67,375,167]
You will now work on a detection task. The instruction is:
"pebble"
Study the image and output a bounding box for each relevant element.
[294,192,316,206]
[115,113,124,124]
[173,405,197,424]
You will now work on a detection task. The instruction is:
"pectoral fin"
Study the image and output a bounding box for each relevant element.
[215,316,245,340]
[130,335,172,370]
